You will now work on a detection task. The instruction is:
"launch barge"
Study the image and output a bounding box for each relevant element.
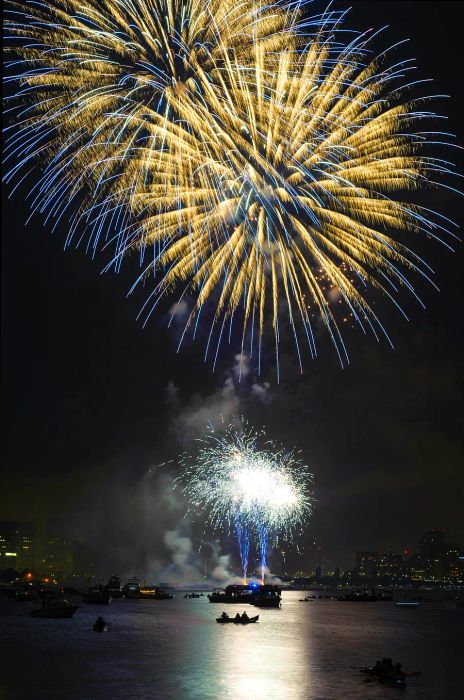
[208,583,281,607]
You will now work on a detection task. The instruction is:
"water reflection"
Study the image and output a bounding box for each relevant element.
[211,601,310,700]
[1,592,463,699]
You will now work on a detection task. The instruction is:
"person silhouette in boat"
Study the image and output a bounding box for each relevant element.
[94,616,106,631]
[382,659,394,679]
[220,611,228,620]
[234,612,241,622]
[241,610,249,622]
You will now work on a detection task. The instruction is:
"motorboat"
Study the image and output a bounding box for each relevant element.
[395,600,421,608]
[30,599,78,618]
[122,577,141,599]
[139,586,174,599]
[250,585,282,608]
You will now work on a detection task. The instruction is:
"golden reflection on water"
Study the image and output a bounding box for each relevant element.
[212,603,311,700]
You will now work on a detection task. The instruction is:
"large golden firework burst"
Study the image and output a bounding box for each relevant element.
[127,39,459,370]
[3,1,459,372]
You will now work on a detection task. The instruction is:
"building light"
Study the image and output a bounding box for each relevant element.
[5,552,17,556]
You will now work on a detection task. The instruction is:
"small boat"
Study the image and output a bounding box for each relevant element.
[216,615,259,624]
[122,577,141,598]
[396,600,421,608]
[30,599,78,618]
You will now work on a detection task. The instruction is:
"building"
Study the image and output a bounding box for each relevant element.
[442,544,463,583]
[419,530,445,560]
[375,552,406,582]
[405,531,462,583]
[38,535,95,581]
[0,521,36,571]
[356,552,378,578]
[39,536,75,579]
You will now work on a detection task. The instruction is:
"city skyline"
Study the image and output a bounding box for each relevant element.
[2,519,462,588]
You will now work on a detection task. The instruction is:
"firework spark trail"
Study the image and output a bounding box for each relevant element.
[3,1,461,372]
[235,520,250,583]
[178,424,313,582]
[257,527,268,584]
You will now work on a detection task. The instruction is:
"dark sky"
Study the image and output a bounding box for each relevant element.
[2,1,463,573]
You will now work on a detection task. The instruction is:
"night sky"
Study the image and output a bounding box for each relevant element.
[2,1,463,573]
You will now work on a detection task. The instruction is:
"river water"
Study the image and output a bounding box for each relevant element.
[1,591,462,699]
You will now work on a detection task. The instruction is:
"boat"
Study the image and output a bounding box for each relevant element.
[208,584,257,604]
[250,585,282,608]
[360,665,420,688]
[105,575,123,599]
[82,586,112,604]
[209,583,281,607]
[139,586,174,600]
[139,586,157,599]
[184,592,201,599]
[122,577,141,599]
[396,600,421,608]
[216,615,259,624]
[30,599,78,618]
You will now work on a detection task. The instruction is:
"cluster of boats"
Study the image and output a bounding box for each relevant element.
[299,590,426,606]
[82,576,174,604]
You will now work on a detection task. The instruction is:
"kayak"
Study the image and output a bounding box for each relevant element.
[216,615,259,624]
